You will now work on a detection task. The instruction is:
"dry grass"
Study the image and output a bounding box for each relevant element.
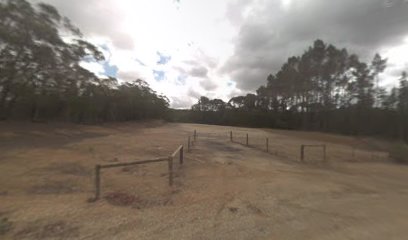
[1,122,408,240]
[44,162,91,176]
[104,191,172,209]
[15,220,79,240]
[27,180,80,195]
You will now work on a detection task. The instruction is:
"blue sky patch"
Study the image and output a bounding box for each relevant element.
[156,51,171,65]
[99,43,110,52]
[82,55,94,63]
[103,61,118,78]
[177,75,187,85]
[153,70,166,81]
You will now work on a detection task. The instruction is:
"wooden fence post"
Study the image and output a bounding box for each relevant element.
[94,164,101,200]
[300,145,305,162]
[180,146,184,165]
[266,137,269,152]
[194,130,197,141]
[230,131,233,142]
[168,156,173,186]
[188,136,191,152]
[246,133,249,146]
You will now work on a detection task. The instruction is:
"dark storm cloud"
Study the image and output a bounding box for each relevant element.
[189,66,208,78]
[200,78,218,91]
[223,0,408,91]
[187,88,201,98]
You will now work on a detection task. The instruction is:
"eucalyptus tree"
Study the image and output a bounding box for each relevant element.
[0,0,169,122]
[0,0,104,120]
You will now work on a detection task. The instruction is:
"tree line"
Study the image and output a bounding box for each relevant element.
[174,40,408,142]
[0,0,168,122]
[2,0,407,144]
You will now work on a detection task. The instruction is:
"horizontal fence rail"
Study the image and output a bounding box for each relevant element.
[197,130,333,163]
[90,129,389,202]
[99,157,169,169]
[89,129,389,203]
[91,144,185,202]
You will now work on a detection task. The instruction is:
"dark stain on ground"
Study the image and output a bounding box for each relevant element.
[201,140,243,153]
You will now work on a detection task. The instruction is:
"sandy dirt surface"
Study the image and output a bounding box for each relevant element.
[1,121,408,239]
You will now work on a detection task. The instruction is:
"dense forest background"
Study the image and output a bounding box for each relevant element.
[0,0,169,122]
[1,0,408,144]
[170,40,408,143]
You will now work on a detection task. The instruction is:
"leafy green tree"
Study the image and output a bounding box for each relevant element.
[0,0,169,122]
[0,0,103,120]
[192,97,226,112]
[228,96,245,109]
[179,40,408,141]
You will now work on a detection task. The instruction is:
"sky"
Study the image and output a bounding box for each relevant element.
[33,0,408,108]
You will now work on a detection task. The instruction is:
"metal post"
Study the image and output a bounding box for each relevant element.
[168,156,173,186]
[300,145,304,162]
[230,131,233,142]
[266,137,269,152]
[180,146,184,165]
[246,133,249,146]
[94,165,101,200]
[188,136,191,152]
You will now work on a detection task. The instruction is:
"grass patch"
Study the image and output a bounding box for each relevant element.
[0,217,13,235]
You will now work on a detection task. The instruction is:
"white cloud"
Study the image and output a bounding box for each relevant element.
[79,61,105,78]
[34,0,408,108]
[382,35,408,87]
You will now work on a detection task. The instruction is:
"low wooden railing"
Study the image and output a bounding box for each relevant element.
[91,145,184,201]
